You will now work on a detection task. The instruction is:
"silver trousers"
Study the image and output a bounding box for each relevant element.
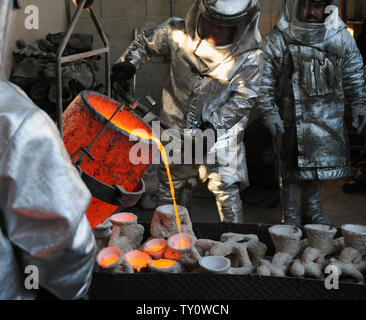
[157,162,244,223]
[282,180,322,219]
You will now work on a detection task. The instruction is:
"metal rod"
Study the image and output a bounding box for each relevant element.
[60,48,109,63]
[132,28,138,97]
[87,6,111,96]
[73,103,124,166]
[170,0,174,17]
[56,0,87,137]
[65,0,71,28]
[56,0,111,136]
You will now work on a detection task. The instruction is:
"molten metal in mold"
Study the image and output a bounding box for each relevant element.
[146,243,166,252]
[168,233,195,252]
[111,212,136,223]
[97,246,121,269]
[172,239,191,250]
[125,250,152,272]
[149,259,176,269]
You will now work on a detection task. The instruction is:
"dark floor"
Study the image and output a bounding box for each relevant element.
[131,179,366,228]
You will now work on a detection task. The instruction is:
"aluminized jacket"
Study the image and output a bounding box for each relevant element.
[258,14,366,181]
[0,80,97,300]
[117,0,263,190]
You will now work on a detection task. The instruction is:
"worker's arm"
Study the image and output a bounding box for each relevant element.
[256,29,286,135]
[116,18,182,68]
[202,49,263,131]
[341,29,366,132]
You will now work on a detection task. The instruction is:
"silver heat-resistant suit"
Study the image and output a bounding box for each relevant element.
[258,0,366,225]
[0,0,96,300]
[116,0,263,223]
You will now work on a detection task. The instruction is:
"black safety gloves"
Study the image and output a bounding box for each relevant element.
[111,61,136,92]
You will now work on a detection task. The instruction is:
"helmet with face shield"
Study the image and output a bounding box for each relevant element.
[196,0,256,46]
[279,0,343,44]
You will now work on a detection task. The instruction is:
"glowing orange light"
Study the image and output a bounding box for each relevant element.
[164,247,183,260]
[63,91,183,239]
[145,243,166,252]
[128,259,149,272]
[87,92,183,236]
[97,246,121,269]
[172,239,191,250]
[63,93,155,229]
[125,251,151,272]
[149,259,176,269]
[100,254,119,268]
[112,212,136,223]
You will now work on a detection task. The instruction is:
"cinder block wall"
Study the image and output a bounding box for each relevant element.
[71,0,284,111]
[71,0,196,110]
[7,0,67,77]
[8,0,284,110]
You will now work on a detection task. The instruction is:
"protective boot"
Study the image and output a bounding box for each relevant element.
[282,180,302,227]
[207,180,244,223]
[301,180,332,226]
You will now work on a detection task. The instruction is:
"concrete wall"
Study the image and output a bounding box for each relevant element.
[6,0,67,77]
[71,0,196,109]
[69,0,283,109]
[7,0,285,108]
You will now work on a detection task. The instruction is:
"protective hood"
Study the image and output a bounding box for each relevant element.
[185,0,261,62]
[277,0,346,44]
[0,0,20,79]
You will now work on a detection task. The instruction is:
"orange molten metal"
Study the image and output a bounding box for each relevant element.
[149,259,176,269]
[125,250,152,272]
[172,239,191,250]
[97,246,121,269]
[63,92,155,228]
[111,212,136,223]
[145,243,166,252]
[63,91,183,242]
[100,255,119,269]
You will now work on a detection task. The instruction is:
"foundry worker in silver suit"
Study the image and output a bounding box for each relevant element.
[0,0,96,299]
[258,0,366,226]
[111,0,263,223]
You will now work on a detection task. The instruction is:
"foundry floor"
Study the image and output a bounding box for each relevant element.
[131,179,366,228]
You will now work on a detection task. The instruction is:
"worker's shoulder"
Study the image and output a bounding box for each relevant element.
[0,81,55,143]
[261,27,287,57]
[263,27,286,46]
[159,17,185,30]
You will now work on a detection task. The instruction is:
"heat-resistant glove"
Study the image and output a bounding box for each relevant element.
[262,113,285,136]
[352,105,366,134]
[111,61,136,92]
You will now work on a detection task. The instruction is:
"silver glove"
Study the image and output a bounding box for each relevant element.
[262,113,285,136]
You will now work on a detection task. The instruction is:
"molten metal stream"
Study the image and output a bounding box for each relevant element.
[131,129,184,248]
